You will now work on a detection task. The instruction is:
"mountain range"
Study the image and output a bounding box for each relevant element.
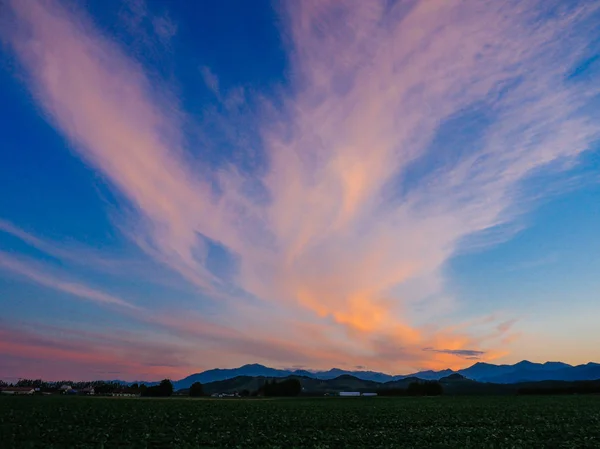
[190,373,600,397]
[169,360,600,390]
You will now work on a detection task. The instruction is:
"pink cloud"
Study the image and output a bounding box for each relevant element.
[0,325,191,381]
[2,0,599,377]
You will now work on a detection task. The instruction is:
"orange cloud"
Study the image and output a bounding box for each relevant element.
[2,0,599,376]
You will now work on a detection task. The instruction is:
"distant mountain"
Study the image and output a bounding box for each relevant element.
[403,369,456,380]
[473,362,600,384]
[309,368,396,383]
[173,365,402,389]
[196,374,383,396]
[439,373,467,382]
[103,379,158,387]
[170,360,600,390]
[188,373,600,397]
[457,362,516,380]
[174,364,293,390]
[453,360,600,384]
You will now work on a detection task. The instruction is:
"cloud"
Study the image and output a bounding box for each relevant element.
[0,323,193,380]
[119,0,177,48]
[0,252,137,309]
[505,254,559,272]
[2,0,599,374]
[2,0,230,293]
[423,347,486,359]
[0,218,130,271]
[201,66,220,96]
[152,15,177,44]
[0,219,202,293]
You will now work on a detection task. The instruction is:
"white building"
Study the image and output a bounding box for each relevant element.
[1,387,35,395]
[339,391,361,397]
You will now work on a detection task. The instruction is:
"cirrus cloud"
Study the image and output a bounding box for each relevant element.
[1,0,599,376]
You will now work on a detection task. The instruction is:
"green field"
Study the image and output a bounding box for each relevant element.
[1,395,600,448]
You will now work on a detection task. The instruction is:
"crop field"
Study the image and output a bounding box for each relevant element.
[1,395,600,448]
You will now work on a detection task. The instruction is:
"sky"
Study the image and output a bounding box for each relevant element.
[0,0,599,382]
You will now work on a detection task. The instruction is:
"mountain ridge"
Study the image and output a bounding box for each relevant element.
[167,360,600,390]
[180,372,600,397]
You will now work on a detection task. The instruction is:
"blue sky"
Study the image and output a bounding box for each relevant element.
[0,0,599,381]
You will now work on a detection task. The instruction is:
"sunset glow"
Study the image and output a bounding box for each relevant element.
[1,0,599,381]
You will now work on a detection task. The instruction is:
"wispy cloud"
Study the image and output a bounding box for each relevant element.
[0,252,137,309]
[151,14,177,45]
[119,0,177,49]
[200,66,220,97]
[423,347,486,359]
[0,323,192,380]
[0,218,200,292]
[1,0,599,374]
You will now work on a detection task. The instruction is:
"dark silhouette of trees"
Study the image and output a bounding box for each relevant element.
[141,379,173,397]
[160,379,174,396]
[258,378,302,397]
[378,381,443,396]
[16,379,44,388]
[189,382,204,397]
[407,381,443,396]
[378,388,407,396]
[93,382,123,395]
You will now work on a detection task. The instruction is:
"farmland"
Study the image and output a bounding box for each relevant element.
[1,395,600,448]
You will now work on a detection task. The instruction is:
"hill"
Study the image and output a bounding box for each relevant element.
[458,361,600,384]
[173,364,293,390]
[191,375,382,395]
[181,373,600,397]
[191,374,600,397]
[164,360,600,390]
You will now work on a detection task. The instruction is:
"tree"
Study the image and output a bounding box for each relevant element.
[259,378,302,397]
[142,379,173,397]
[407,381,443,396]
[189,382,203,397]
[159,379,173,396]
[94,382,121,395]
[16,379,45,388]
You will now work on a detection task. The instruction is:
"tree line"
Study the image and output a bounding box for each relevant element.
[1,379,135,394]
[378,381,444,396]
[257,378,302,397]
[10,376,600,398]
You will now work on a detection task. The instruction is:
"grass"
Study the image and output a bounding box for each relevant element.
[1,395,600,448]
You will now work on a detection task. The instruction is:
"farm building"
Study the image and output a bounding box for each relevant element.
[362,392,377,397]
[211,393,239,398]
[339,391,361,397]
[112,389,138,397]
[1,387,35,395]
